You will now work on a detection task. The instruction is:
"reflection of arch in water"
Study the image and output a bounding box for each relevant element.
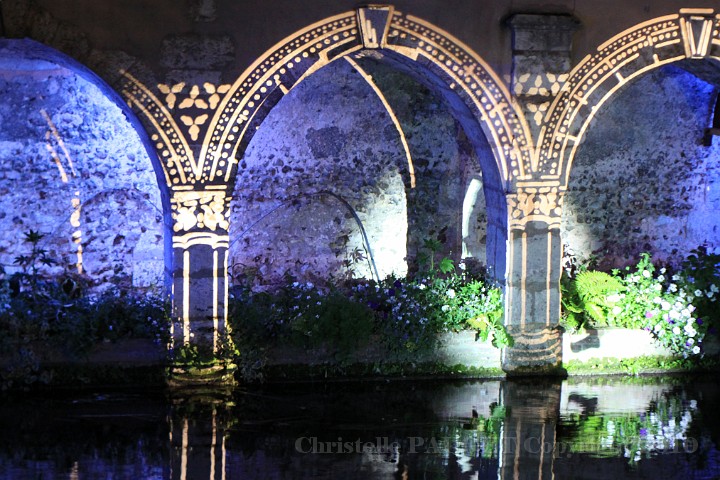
[0,39,170,289]
[214,7,528,280]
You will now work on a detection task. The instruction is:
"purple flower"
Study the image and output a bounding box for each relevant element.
[393,279,402,289]
[644,326,651,332]
[387,288,396,297]
[645,311,654,319]
[639,428,647,437]
[697,319,703,326]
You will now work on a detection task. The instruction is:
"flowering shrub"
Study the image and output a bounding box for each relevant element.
[228,259,510,371]
[562,250,720,357]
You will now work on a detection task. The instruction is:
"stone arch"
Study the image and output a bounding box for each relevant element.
[208,7,530,187]
[539,8,720,187]
[210,6,531,280]
[0,38,172,289]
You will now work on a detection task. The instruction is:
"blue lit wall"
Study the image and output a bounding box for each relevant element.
[229,56,485,286]
[562,65,720,270]
[0,40,166,290]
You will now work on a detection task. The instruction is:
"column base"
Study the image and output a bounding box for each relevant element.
[502,324,567,377]
[167,361,237,388]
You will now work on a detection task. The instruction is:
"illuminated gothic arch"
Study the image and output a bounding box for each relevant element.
[0,38,171,288]
[211,6,534,281]
[118,5,539,351]
[210,6,532,189]
[538,8,720,188]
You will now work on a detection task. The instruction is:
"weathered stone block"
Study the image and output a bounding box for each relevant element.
[160,34,234,70]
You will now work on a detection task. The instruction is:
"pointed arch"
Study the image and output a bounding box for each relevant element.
[539,9,720,187]
[0,38,172,288]
[203,7,531,190]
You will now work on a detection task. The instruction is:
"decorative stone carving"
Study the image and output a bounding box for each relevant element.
[171,190,230,232]
[507,184,564,229]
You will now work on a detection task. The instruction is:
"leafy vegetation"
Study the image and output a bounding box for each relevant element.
[228,237,509,381]
[561,248,720,357]
[0,231,170,390]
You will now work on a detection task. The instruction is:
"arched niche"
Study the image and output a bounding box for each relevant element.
[0,39,171,291]
[228,54,492,287]
[562,63,720,270]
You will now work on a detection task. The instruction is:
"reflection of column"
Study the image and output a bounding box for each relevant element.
[170,397,228,480]
[499,379,561,480]
[503,185,564,374]
[170,189,231,357]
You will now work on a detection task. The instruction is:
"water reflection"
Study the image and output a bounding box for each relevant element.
[1,376,720,479]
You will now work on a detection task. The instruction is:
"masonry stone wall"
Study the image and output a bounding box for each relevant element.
[229,57,485,288]
[562,65,720,271]
[0,49,165,290]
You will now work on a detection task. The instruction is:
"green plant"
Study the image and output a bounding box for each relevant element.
[561,250,719,358]
[227,251,510,380]
[0,231,171,389]
[562,270,624,329]
[674,245,720,324]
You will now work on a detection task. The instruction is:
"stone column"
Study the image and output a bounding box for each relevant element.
[507,14,580,139]
[503,185,565,375]
[169,188,234,377]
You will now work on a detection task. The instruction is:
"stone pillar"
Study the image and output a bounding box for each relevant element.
[507,14,580,137]
[169,188,234,378]
[499,379,561,479]
[503,185,565,375]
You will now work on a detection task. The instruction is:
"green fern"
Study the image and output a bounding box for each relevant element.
[562,270,624,328]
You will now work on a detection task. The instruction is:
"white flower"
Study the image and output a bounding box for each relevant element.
[658,275,665,282]
[711,284,719,293]
[661,301,671,311]
[418,284,427,290]
[669,310,680,320]
[643,270,651,278]
[458,262,466,270]
[660,268,667,274]
[447,289,456,298]
[654,323,662,332]
[692,346,701,354]
[441,305,450,312]
[684,325,696,337]
[672,326,681,335]
[687,337,695,345]
[695,289,703,297]
[668,284,678,293]
[606,294,621,303]
[612,306,622,315]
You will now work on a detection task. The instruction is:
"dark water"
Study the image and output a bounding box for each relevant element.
[2,375,720,479]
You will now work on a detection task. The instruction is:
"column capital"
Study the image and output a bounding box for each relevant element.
[170,188,230,235]
[507,184,565,230]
